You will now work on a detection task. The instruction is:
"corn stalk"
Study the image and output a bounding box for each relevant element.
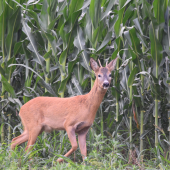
[144,0,165,147]
[0,0,6,143]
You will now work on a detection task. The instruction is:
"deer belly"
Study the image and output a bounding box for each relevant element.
[42,118,65,131]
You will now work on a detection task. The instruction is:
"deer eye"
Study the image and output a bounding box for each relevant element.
[109,74,112,77]
[98,74,101,78]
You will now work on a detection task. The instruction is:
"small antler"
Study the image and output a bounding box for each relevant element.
[98,59,102,67]
[106,61,108,67]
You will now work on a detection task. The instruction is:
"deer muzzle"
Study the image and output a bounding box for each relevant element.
[103,81,109,89]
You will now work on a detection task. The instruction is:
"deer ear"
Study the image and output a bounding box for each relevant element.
[107,57,118,71]
[90,58,99,72]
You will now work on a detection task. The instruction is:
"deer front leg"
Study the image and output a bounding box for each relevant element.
[78,127,89,161]
[57,127,77,163]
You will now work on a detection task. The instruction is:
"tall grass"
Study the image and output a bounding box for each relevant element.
[1,131,170,169]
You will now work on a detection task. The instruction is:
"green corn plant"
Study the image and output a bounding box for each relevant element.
[118,52,133,152]
[111,0,142,157]
[58,0,84,98]
[0,0,23,143]
[112,0,134,122]
[22,42,32,103]
[124,24,146,160]
[163,2,170,159]
[129,61,134,151]
[144,0,165,147]
[133,1,146,157]
[129,27,144,154]
[113,2,123,123]
[163,4,170,156]
[0,0,6,143]
[26,0,58,95]
[39,0,58,93]
[6,3,21,144]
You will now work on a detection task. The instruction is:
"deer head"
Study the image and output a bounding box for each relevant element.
[90,57,118,89]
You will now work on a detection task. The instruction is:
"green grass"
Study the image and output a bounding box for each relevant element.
[1,132,170,169]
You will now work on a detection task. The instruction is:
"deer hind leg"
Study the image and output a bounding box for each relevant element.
[25,125,42,152]
[78,127,89,161]
[11,130,29,150]
[57,127,77,163]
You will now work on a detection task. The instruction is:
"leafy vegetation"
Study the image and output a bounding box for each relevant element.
[0,0,170,169]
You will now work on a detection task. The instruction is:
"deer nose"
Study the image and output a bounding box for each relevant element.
[103,82,109,88]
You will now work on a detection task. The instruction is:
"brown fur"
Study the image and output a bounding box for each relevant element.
[11,57,118,162]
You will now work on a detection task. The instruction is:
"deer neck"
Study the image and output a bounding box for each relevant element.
[86,79,107,114]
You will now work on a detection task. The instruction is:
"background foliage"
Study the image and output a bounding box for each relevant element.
[1,0,170,169]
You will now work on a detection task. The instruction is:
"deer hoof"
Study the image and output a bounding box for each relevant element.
[57,158,64,163]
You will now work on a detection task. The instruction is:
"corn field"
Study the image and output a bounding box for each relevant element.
[0,0,170,169]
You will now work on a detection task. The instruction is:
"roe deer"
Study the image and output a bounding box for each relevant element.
[11,57,118,162]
